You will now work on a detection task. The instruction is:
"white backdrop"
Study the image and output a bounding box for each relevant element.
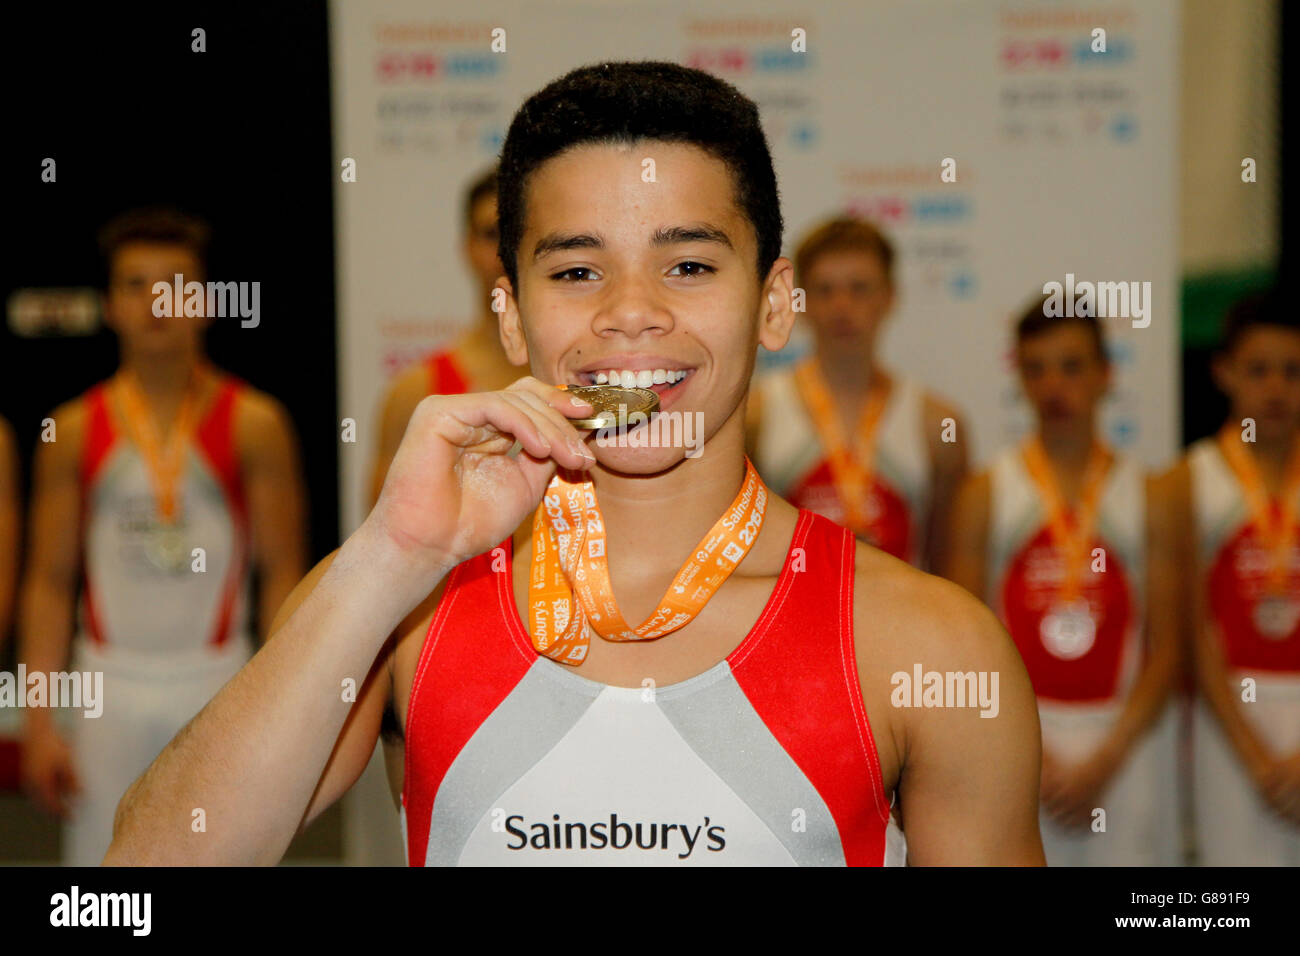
[329,0,1179,863]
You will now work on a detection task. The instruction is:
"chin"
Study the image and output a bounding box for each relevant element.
[587,440,693,477]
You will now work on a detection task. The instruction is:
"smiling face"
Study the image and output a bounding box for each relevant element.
[497,140,795,473]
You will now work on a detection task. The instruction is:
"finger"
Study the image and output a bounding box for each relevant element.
[508,390,597,469]
[506,376,595,421]
[441,393,553,460]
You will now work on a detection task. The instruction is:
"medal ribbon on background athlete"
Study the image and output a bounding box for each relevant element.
[528,458,768,665]
[1021,437,1110,602]
[115,364,208,524]
[1216,428,1300,594]
[792,358,888,533]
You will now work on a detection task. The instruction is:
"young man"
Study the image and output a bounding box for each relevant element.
[369,166,519,507]
[18,208,308,865]
[1169,291,1300,865]
[946,298,1182,865]
[748,218,967,572]
[106,62,1043,867]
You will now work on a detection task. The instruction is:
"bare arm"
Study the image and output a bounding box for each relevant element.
[237,391,308,643]
[0,416,19,652]
[104,379,599,865]
[17,404,87,817]
[1188,455,1276,789]
[1091,470,1183,763]
[890,578,1045,864]
[923,396,969,576]
[943,471,990,600]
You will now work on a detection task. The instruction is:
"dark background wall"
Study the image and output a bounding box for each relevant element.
[0,0,342,861]
[1,1,339,585]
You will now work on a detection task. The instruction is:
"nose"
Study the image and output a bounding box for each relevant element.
[591,271,674,340]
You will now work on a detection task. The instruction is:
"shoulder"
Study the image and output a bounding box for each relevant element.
[852,541,1010,669]
[40,394,93,469]
[1147,453,1192,528]
[919,387,964,428]
[383,359,438,417]
[233,384,293,441]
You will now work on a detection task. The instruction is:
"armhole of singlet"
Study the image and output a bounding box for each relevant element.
[837,525,893,825]
[400,558,472,815]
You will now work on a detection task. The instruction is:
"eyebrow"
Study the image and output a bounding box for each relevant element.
[531,223,734,262]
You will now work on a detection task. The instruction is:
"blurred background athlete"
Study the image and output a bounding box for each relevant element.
[1167,290,1300,865]
[749,217,968,572]
[370,166,518,507]
[947,297,1182,865]
[17,208,307,864]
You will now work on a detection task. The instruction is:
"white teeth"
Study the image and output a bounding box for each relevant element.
[593,368,690,387]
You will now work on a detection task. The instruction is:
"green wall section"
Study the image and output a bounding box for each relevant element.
[1182,267,1277,349]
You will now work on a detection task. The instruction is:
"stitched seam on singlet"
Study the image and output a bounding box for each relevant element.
[402,560,468,819]
[726,511,810,670]
[498,539,545,666]
[838,527,890,823]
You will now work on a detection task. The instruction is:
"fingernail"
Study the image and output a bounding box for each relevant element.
[570,437,595,460]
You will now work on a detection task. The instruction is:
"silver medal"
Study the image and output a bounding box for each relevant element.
[1039,599,1096,660]
[1252,594,1300,640]
[146,521,190,573]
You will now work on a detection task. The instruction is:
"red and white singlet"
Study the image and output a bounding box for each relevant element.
[1187,437,1300,865]
[752,367,929,566]
[400,511,906,866]
[987,444,1178,865]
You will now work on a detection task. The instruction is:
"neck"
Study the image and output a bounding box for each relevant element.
[1236,424,1298,466]
[584,416,750,574]
[120,349,202,400]
[1037,418,1098,469]
[814,337,879,393]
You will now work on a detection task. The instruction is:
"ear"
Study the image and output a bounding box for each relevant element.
[99,290,114,330]
[495,276,530,366]
[757,257,798,353]
[1210,350,1232,395]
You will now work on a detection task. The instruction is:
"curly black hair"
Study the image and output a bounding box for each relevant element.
[496,60,783,292]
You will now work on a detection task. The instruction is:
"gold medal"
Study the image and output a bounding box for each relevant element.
[565,385,659,429]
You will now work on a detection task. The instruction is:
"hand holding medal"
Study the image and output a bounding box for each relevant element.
[368,377,603,581]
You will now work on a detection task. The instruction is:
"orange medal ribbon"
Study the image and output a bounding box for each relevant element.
[528,458,768,665]
[115,366,207,523]
[1021,437,1110,601]
[1217,428,1300,592]
[792,358,889,533]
